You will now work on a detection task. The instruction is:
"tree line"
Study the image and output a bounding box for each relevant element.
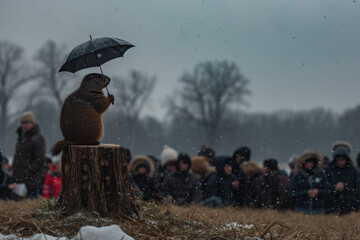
[0,39,359,162]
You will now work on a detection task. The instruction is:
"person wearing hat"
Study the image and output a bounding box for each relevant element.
[12,111,46,198]
[324,141,360,215]
[291,151,330,214]
[204,156,240,207]
[262,158,291,210]
[198,145,216,165]
[241,161,266,208]
[190,155,216,200]
[128,155,156,201]
[161,152,202,205]
[154,145,178,193]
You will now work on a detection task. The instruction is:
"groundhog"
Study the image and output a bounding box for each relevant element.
[51,73,114,155]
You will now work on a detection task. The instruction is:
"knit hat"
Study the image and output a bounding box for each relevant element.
[331,141,351,159]
[160,145,178,166]
[263,158,278,171]
[20,111,35,123]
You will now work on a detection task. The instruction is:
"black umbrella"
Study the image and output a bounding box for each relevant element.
[59,35,134,95]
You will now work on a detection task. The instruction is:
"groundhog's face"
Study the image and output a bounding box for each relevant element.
[80,73,111,92]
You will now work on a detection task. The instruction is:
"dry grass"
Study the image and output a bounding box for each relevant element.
[1,199,360,239]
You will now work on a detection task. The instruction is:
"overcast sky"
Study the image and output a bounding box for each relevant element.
[1,0,360,119]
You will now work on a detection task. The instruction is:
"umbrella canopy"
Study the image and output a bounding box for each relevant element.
[59,36,134,73]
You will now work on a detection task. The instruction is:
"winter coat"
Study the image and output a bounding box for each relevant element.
[325,158,360,214]
[264,169,291,210]
[0,167,20,201]
[42,170,61,199]
[12,125,46,189]
[232,162,247,206]
[206,156,239,206]
[190,156,216,199]
[206,173,238,206]
[0,167,11,199]
[129,156,156,201]
[161,170,202,205]
[241,161,266,208]
[291,151,331,211]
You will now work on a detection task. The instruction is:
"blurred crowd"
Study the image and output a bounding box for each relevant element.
[2,111,360,216]
[128,142,360,215]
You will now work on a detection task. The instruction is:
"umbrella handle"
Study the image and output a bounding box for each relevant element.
[89,36,113,105]
[97,64,113,105]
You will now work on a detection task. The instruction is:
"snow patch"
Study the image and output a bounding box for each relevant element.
[224,222,255,230]
[75,225,133,240]
[0,225,133,240]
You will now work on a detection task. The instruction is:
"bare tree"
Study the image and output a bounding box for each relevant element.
[0,41,37,150]
[113,70,156,152]
[34,40,75,109]
[168,60,251,146]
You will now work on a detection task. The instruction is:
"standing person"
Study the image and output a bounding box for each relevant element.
[241,161,266,208]
[325,142,360,215]
[204,156,240,207]
[291,151,330,214]
[12,112,46,198]
[263,158,291,210]
[129,155,156,201]
[42,160,62,199]
[161,153,202,205]
[190,155,216,200]
[231,146,251,206]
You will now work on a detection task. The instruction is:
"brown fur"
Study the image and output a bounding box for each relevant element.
[51,73,114,155]
[129,155,155,178]
[331,141,352,153]
[190,156,216,180]
[241,161,263,179]
[295,150,323,175]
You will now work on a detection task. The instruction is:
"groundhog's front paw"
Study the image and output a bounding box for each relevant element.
[108,94,115,105]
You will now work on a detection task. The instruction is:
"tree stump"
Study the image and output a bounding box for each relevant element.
[56,145,138,217]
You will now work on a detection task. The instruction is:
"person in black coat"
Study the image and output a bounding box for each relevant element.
[190,156,216,200]
[263,158,291,210]
[12,112,46,198]
[204,156,240,207]
[292,151,331,214]
[0,154,20,201]
[161,153,202,205]
[231,146,251,207]
[129,155,156,201]
[325,142,360,215]
[241,161,266,208]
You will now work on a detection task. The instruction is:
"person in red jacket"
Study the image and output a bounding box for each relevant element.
[42,160,61,199]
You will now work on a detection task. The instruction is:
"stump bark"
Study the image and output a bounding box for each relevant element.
[56,145,138,217]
